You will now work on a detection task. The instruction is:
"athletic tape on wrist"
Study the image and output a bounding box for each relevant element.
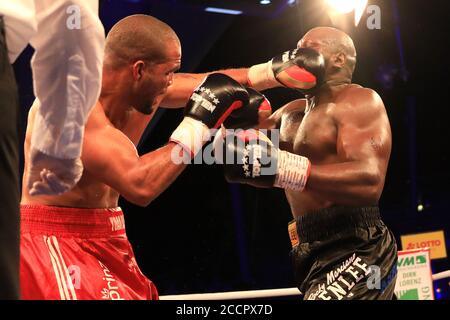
[247,62,278,91]
[170,117,211,158]
[274,151,310,191]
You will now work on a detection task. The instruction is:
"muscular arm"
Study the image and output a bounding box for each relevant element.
[83,121,187,207]
[306,88,392,204]
[160,69,250,108]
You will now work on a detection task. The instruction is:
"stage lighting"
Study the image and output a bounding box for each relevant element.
[205,7,243,15]
[325,0,356,14]
[325,0,368,26]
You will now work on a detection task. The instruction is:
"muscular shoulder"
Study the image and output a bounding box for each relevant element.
[336,86,384,110]
[340,86,383,105]
[333,86,387,125]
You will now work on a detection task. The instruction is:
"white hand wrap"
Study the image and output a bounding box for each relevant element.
[170,117,211,158]
[247,61,279,91]
[274,150,310,191]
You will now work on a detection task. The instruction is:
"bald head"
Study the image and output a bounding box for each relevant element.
[298,27,356,77]
[104,14,180,69]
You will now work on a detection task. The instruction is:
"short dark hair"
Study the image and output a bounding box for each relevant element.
[104,14,180,69]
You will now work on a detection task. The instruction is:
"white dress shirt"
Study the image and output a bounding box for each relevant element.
[0,0,104,159]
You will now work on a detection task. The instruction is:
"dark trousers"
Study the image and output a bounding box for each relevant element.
[0,16,20,300]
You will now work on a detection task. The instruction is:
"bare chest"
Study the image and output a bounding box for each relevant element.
[279,104,337,162]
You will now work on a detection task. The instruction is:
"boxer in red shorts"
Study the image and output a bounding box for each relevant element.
[20,205,156,300]
[20,14,272,300]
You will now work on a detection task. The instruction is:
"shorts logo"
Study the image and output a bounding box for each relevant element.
[307,283,326,300]
[99,261,124,300]
[307,254,371,300]
[326,253,357,285]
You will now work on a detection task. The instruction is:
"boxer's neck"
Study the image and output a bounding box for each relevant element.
[307,77,353,105]
[100,70,135,129]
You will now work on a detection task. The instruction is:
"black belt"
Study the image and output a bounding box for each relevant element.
[288,206,382,246]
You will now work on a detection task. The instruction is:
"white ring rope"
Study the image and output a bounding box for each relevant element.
[160,287,301,300]
[160,270,450,300]
[432,270,450,281]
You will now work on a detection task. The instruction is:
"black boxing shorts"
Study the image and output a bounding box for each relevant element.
[288,206,398,300]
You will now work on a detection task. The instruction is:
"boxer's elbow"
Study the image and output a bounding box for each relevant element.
[133,196,155,208]
[123,174,157,207]
[125,188,156,207]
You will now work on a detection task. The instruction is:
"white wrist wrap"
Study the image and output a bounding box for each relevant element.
[247,61,279,91]
[274,150,310,191]
[170,117,211,158]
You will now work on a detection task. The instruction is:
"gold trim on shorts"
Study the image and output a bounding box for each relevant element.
[288,220,299,248]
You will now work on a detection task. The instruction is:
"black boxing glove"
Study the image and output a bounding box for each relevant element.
[219,130,310,191]
[223,88,272,129]
[170,73,249,157]
[248,47,325,94]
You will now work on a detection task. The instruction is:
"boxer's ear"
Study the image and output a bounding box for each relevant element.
[330,52,346,69]
[132,60,145,80]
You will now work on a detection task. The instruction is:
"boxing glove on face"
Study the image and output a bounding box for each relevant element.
[271,47,325,93]
[223,88,272,129]
[248,47,325,95]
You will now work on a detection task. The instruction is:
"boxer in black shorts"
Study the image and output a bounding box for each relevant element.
[288,206,397,300]
[222,26,398,300]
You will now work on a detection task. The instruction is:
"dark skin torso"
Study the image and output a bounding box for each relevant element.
[278,97,337,215]
[263,84,392,218]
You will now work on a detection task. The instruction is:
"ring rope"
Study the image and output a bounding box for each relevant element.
[160,269,450,300]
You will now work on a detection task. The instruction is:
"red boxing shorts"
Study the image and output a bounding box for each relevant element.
[20,205,158,300]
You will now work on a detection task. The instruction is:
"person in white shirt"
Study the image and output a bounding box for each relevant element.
[0,0,104,299]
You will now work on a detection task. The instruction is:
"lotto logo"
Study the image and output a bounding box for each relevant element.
[401,231,447,260]
[406,240,441,250]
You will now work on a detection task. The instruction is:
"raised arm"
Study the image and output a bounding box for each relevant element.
[159,46,325,108]
[160,69,250,108]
